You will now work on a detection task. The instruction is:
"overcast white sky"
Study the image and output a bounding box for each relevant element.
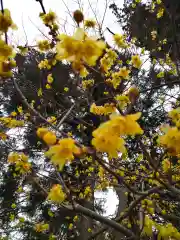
[4,0,122,46]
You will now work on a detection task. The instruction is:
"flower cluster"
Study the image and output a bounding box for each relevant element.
[56,28,106,74]
[37,40,51,52]
[0,9,17,33]
[45,138,81,170]
[48,184,66,203]
[90,103,116,116]
[100,49,118,73]
[0,39,16,77]
[92,112,143,158]
[40,10,57,27]
[35,223,49,232]
[8,152,31,174]
[113,34,128,48]
[82,79,94,90]
[0,117,24,128]
[37,128,57,145]
[115,95,130,110]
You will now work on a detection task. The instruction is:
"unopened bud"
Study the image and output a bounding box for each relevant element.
[73,10,84,24]
[128,86,139,104]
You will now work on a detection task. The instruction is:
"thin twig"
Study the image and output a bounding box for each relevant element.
[57,103,75,128]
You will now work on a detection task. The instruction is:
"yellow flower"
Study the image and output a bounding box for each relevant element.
[8,152,31,174]
[17,106,23,114]
[157,71,164,78]
[10,111,17,117]
[46,84,51,89]
[111,71,122,89]
[0,9,17,32]
[47,74,54,84]
[104,103,116,115]
[64,87,69,92]
[113,34,127,48]
[92,132,126,158]
[68,223,73,230]
[151,30,157,40]
[0,60,16,78]
[37,128,49,138]
[18,46,28,55]
[131,55,142,68]
[43,132,57,145]
[162,159,171,172]
[157,8,164,19]
[90,103,115,116]
[158,127,180,155]
[45,138,80,170]
[73,215,78,222]
[38,59,51,69]
[0,39,14,61]
[84,19,96,28]
[118,66,130,80]
[90,103,105,115]
[56,28,106,67]
[38,40,51,51]
[35,223,49,232]
[11,203,16,209]
[0,132,7,140]
[115,95,130,109]
[37,88,43,97]
[92,112,143,157]
[47,116,57,124]
[82,79,94,89]
[168,108,180,124]
[48,184,66,203]
[40,10,57,26]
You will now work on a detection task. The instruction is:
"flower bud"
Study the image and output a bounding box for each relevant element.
[73,10,84,24]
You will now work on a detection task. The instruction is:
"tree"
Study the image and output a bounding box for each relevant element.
[0,0,180,239]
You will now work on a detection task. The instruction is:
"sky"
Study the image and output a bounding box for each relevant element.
[3,0,123,216]
[4,0,122,46]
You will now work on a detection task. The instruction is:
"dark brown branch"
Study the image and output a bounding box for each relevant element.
[35,0,46,14]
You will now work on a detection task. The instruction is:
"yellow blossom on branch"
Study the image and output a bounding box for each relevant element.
[157,8,164,19]
[0,9,17,32]
[131,55,142,68]
[43,132,57,145]
[38,59,51,69]
[82,79,94,89]
[162,159,171,173]
[45,138,81,170]
[115,95,130,109]
[113,34,128,48]
[158,126,180,155]
[118,66,131,80]
[92,112,143,157]
[84,19,96,28]
[35,223,49,232]
[38,40,51,52]
[37,128,56,145]
[0,39,14,61]
[8,152,31,174]
[47,73,54,84]
[56,27,106,69]
[90,103,116,116]
[40,10,57,26]
[48,184,66,203]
